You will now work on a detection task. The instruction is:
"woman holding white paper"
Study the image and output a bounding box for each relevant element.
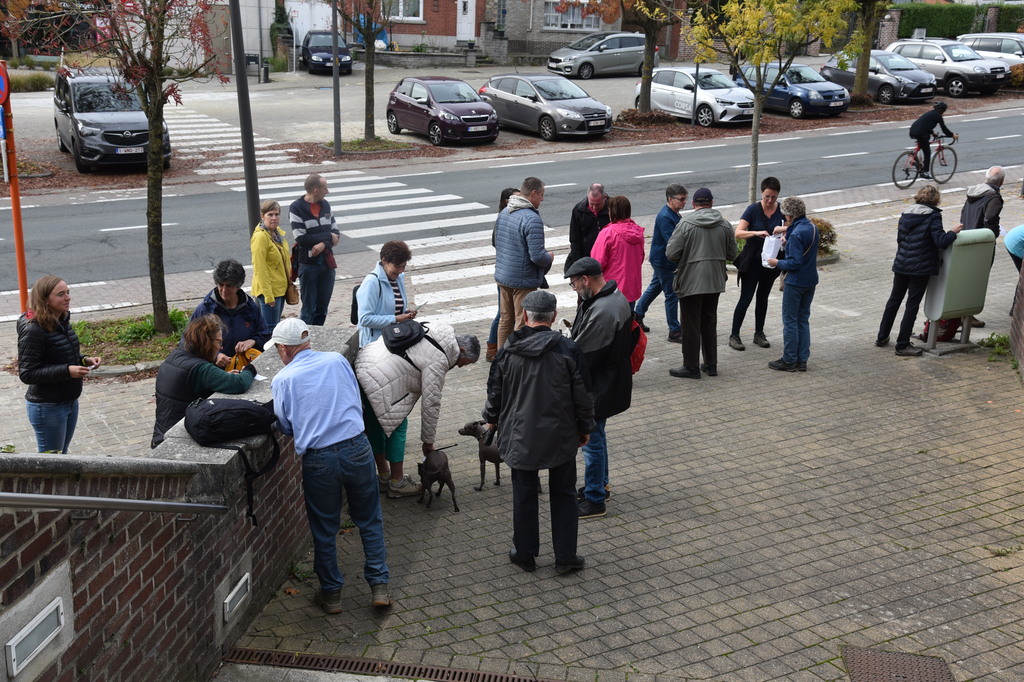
[729,177,787,352]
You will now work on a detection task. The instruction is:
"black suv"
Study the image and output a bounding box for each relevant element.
[300,31,353,74]
[53,67,171,173]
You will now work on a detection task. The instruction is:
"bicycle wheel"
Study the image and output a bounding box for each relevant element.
[931,146,957,184]
[892,150,919,189]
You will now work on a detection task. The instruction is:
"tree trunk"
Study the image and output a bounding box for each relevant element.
[638,31,659,113]
[364,42,375,141]
[853,0,883,96]
[145,86,171,334]
[748,98,762,204]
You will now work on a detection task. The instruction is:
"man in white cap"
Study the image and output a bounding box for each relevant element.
[267,318,391,614]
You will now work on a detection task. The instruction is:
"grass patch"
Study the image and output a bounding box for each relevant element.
[72,309,189,365]
[985,545,1022,557]
[977,332,1018,369]
[323,137,414,153]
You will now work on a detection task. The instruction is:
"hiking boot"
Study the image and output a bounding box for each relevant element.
[554,556,585,575]
[317,589,343,615]
[386,475,422,498]
[370,583,392,608]
[729,335,745,351]
[753,331,770,348]
[895,344,923,357]
[768,359,797,372]
[667,331,682,344]
[377,473,389,493]
[669,366,701,379]
[509,550,537,572]
[969,316,985,328]
[700,363,718,377]
[633,313,650,333]
[875,336,890,348]
[796,361,807,372]
[576,485,612,502]
[578,500,606,519]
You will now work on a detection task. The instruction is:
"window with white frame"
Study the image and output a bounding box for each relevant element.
[543,2,600,30]
[388,0,422,21]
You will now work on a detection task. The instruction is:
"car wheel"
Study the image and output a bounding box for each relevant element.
[695,104,714,128]
[539,115,558,141]
[877,85,895,105]
[578,63,594,80]
[163,158,171,170]
[636,63,644,77]
[56,127,69,153]
[945,75,967,98]
[428,121,444,146]
[634,96,641,108]
[387,111,401,134]
[307,62,315,74]
[71,140,90,174]
[788,99,805,119]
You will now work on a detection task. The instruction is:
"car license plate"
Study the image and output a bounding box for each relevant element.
[588,119,606,127]
[995,73,1005,79]
[468,125,487,132]
[548,60,557,68]
[921,87,933,93]
[115,147,145,154]
[829,101,844,107]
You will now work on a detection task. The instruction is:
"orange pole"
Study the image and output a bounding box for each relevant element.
[2,60,27,312]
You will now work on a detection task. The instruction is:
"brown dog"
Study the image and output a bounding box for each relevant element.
[458,420,503,491]
[418,447,459,512]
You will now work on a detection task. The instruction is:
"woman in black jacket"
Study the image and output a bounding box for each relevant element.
[17,275,102,453]
[876,185,962,357]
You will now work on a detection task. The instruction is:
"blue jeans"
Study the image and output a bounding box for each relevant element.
[634,265,680,333]
[258,294,285,330]
[488,286,500,345]
[781,284,815,364]
[301,433,389,592]
[581,418,608,504]
[26,400,79,453]
[298,262,336,326]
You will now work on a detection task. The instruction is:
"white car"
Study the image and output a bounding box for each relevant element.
[636,67,755,127]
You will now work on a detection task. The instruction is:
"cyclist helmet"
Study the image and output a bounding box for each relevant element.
[933,101,948,112]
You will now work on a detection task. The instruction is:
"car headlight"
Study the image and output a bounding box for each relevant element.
[489,112,498,121]
[715,98,735,105]
[439,111,459,122]
[896,76,913,84]
[311,55,324,62]
[76,122,101,136]
[556,108,583,120]
[974,66,989,74]
[341,55,351,62]
[561,55,577,63]
[840,87,849,97]
[808,90,822,100]
[604,106,611,116]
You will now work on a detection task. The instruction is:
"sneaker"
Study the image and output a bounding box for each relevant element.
[729,335,745,351]
[578,500,606,519]
[317,589,343,615]
[509,549,537,572]
[875,337,890,348]
[753,332,770,348]
[699,363,718,377]
[576,485,612,502]
[768,359,797,372]
[554,556,585,575]
[919,172,933,180]
[370,583,392,608]
[969,316,985,328]
[633,313,650,333]
[386,475,422,498]
[895,344,923,357]
[667,331,682,344]
[377,473,389,493]
[669,366,701,379]
[796,362,807,372]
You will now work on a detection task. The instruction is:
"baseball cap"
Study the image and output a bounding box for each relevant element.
[693,187,713,202]
[264,317,310,350]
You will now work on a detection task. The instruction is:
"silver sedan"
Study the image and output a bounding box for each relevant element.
[637,67,755,127]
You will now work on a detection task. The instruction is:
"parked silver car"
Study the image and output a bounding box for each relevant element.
[547,31,657,80]
[478,74,612,141]
[638,67,755,127]
[957,33,1024,67]
[820,51,937,104]
[885,38,1008,97]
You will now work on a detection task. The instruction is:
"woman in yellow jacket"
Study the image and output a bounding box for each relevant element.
[250,200,291,328]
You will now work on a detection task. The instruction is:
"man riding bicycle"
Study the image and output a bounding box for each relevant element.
[908,101,957,180]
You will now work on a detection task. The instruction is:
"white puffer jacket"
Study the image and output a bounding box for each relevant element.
[355,323,460,443]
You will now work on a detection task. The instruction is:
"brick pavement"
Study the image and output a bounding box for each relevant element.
[4,184,1024,680]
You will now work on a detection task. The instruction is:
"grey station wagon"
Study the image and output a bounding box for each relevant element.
[547,31,657,80]
[478,74,612,141]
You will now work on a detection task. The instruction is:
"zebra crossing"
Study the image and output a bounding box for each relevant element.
[215,170,574,327]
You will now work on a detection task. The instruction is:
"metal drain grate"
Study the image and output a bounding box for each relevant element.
[842,646,957,681]
[224,648,559,682]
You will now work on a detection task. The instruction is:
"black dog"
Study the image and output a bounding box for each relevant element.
[459,420,502,491]
[418,447,459,512]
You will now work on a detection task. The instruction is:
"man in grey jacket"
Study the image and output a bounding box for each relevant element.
[493,177,554,350]
[666,187,738,379]
[483,290,594,575]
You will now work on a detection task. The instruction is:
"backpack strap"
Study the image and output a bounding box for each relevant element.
[236,434,281,528]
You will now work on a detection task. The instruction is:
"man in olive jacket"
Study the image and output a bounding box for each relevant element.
[483,290,594,575]
[666,187,738,380]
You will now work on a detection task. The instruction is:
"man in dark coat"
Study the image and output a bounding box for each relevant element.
[908,101,956,180]
[483,290,594,575]
[565,257,634,519]
[958,165,1004,328]
[565,183,610,274]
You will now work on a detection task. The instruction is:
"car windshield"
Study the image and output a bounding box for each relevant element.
[74,83,142,113]
[695,72,735,90]
[875,53,918,71]
[785,65,826,83]
[567,34,607,50]
[534,78,589,100]
[942,44,981,61]
[308,33,347,49]
[428,81,481,103]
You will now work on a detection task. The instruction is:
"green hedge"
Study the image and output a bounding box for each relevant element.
[996,6,1024,32]
[897,4,990,38]
[9,72,54,92]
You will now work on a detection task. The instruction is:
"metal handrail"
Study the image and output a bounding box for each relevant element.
[0,492,228,514]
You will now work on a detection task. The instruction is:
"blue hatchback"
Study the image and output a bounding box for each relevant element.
[736,63,850,118]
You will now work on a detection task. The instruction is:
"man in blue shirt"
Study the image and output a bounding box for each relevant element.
[633,184,687,343]
[268,318,391,614]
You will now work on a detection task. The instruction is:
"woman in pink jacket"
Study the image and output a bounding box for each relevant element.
[591,195,646,309]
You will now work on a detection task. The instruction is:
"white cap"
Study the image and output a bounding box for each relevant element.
[264,317,310,350]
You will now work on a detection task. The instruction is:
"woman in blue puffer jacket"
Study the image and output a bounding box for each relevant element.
[875,184,961,357]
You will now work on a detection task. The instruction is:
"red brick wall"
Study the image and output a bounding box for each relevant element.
[0,439,304,682]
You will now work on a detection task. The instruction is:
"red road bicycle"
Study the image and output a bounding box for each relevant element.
[892,134,958,189]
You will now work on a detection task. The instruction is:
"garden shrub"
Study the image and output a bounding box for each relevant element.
[9,72,54,92]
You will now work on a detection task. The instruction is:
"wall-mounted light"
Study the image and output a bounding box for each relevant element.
[5,597,64,676]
